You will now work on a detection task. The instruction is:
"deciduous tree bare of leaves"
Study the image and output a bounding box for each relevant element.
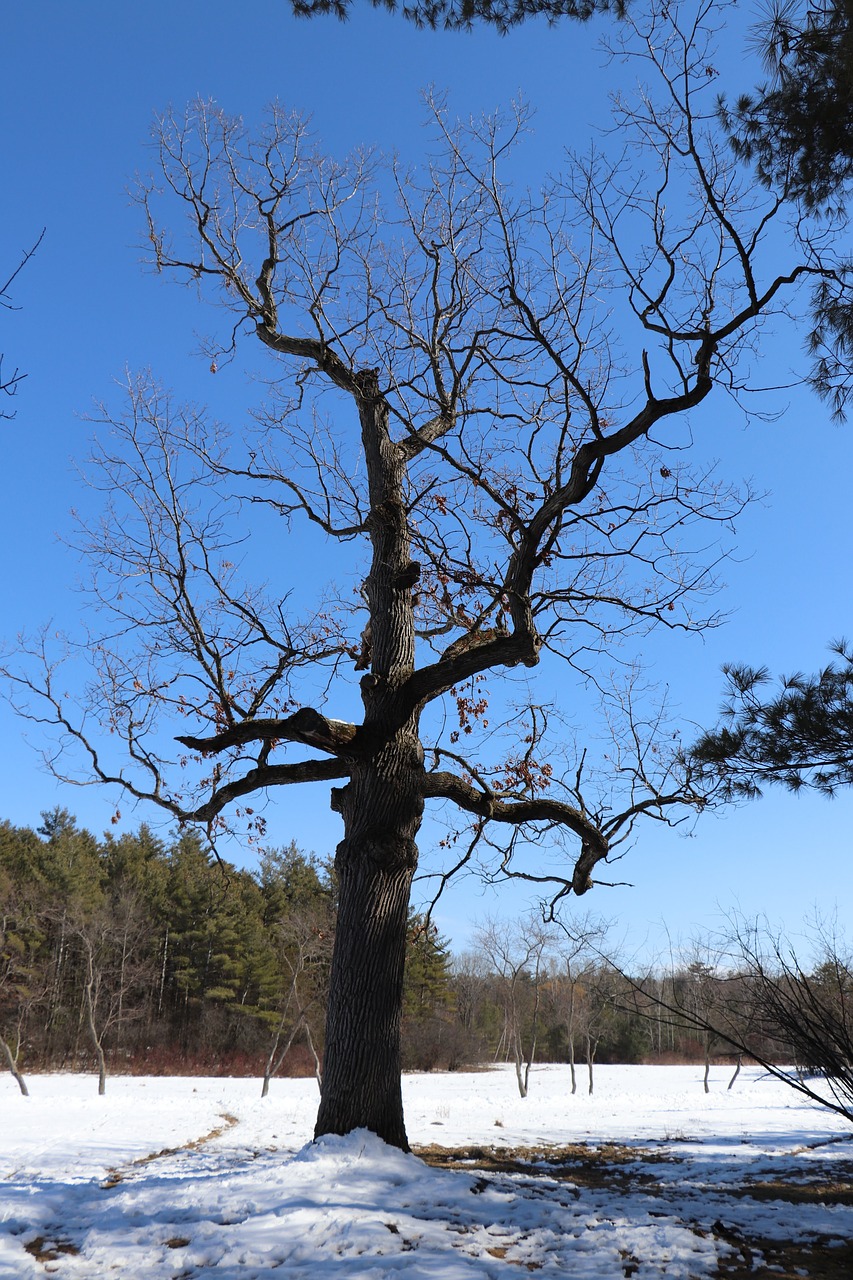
[261,900,333,1098]
[71,893,154,1096]
[548,909,612,1093]
[5,0,852,1148]
[0,230,44,420]
[475,914,553,1096]
[620,915,853,1121]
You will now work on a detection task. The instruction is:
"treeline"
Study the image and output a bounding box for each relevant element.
[0,810,315,1086]
[452,916,804,1098]
[0,810,457,1092]
[0,813,843,1097]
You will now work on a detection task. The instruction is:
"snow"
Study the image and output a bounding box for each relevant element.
[1,1065,851,1277]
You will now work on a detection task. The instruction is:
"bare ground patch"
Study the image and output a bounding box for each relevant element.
[23,1236,80,1263]
[417,1141,853,1279]
[711,1220,853,1280]
[417,1140,678,1193]
[101,1110,239,1188]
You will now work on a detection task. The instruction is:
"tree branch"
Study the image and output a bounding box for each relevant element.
[176,707,359,758]
[422,768,608,895]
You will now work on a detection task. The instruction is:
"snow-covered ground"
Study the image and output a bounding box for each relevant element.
[1,1064,851,1277]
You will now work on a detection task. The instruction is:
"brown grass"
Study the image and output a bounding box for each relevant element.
[23,1236,80,1262]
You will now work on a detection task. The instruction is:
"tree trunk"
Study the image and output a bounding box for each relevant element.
[303,1017,322,1092]
[0,1033,29,1096]
[313,783,418,1148]
[82,945,107,1096]
[728,1054,742,1091]
[261,1012,303,1099]
[261,967,302,1098]
[513,1027,528,1098]
[518,977,541,1099]
[314,706,423,1150]
[586,1033,596,1096]
[314,376,424,1151]
[568,986,577,1095]
[157,925,168,1016]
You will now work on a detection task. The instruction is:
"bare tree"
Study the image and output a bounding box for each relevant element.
[573,962,620,1094]
[547,911,611,1094]
[0,861,55,1097]
[618,917,853,1121]
[71,893,154,1095]
[0,1018,31,1096]
[261,904,332,1097]
[728,918,853,1118]
[684,955,723,1092]
[448,948,495,1064]
[475,914,554,1096]
[1,230,44,420]
[635,931,737,1091]
[5,1,852,1147]
[0,894,41,1096]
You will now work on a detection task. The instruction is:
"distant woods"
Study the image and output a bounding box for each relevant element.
[1,811,848,1099]
[0,811,337,1088]
[0,810,454,1090]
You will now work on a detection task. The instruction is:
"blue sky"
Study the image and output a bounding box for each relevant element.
[2,0,852,955]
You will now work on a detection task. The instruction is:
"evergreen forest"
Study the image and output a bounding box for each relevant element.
[1,811,839,1097]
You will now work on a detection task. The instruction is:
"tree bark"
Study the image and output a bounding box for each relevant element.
[728,1054,742,1091]
[568,986,577,1095]
[82,943,107,1096]
[261,1013,304,1099]
[586,1033,596,1096]
[313,765,420,1147]
[303,1016,322,1092]
[513,1026,529,1098]
[314,375,424,1151]
[0,1033,29,1096]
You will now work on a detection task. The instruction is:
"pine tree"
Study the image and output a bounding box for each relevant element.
[691,642,853,797]
[403,914,454,1021]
